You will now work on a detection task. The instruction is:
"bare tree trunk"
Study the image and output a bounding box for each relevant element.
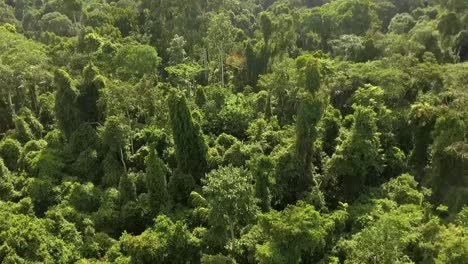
[8,90,16,117]
[120,147,127,173]
[219,44,224,87]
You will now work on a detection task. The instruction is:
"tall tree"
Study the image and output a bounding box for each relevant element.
[275,54,324,206]
[206,12,237,86]
[202,166,259,247]
[54,69,81,140]
[252,155,274,212]
[145,148,169,213]
[168,90,207,183]
[326,105,382,202]
[77,63,105,125]
[101,115,129,187]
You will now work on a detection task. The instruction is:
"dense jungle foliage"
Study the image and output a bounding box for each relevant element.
[0,0,467,263]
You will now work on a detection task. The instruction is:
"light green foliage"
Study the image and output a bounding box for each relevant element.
[202,166,259,244]
[201,254,237,264]
[114,44,161,81]
[166,34,188,66]
[382,174,424,205]
[18,107,44,139]
[256,203,348,264]
[296,54,322,93]
[0,200,80,263]
[327,105,382,201]
[30,149,65,181]
[388,13,416,34]
[206,12,238,86]
[456,206,468,227]
[218,94,255,139]
[340,205,424,264]
[0,158,9,178]
[121,215,200,264]
[13,116,34,143]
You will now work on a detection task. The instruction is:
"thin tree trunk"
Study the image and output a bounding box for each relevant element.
[219,45,224,86]
[8,90,16,117]
[120,147,127,173]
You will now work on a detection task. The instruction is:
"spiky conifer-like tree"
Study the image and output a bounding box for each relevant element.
[168,89,208,183]
[145,148,169,212]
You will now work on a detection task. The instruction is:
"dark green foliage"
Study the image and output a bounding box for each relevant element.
[0,138,21,171]
[168,169,195,205]
[320,106,342,157]
[121,215,200,264]
[67,123,100,155]
[102,153,124,188]
[252,155,274,212]
[145,149,168,212]
[429,110,467,211]
[26,178,56,216]
[13,116,34,143]
[119,173,136,204]
[295,94,323,183]
[0,0,467,262]
[408,102,436,179]
[72,148,99,182]
[101,115,129,154]
[196,86,207,107]
[69,182,102,213]
[77,63,105,124]
[54,69,81,140]
[168,90,207,183]
[40,11,75,36]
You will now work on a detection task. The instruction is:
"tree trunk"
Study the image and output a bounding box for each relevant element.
[120,147,127,173]
[7,90,16,117]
